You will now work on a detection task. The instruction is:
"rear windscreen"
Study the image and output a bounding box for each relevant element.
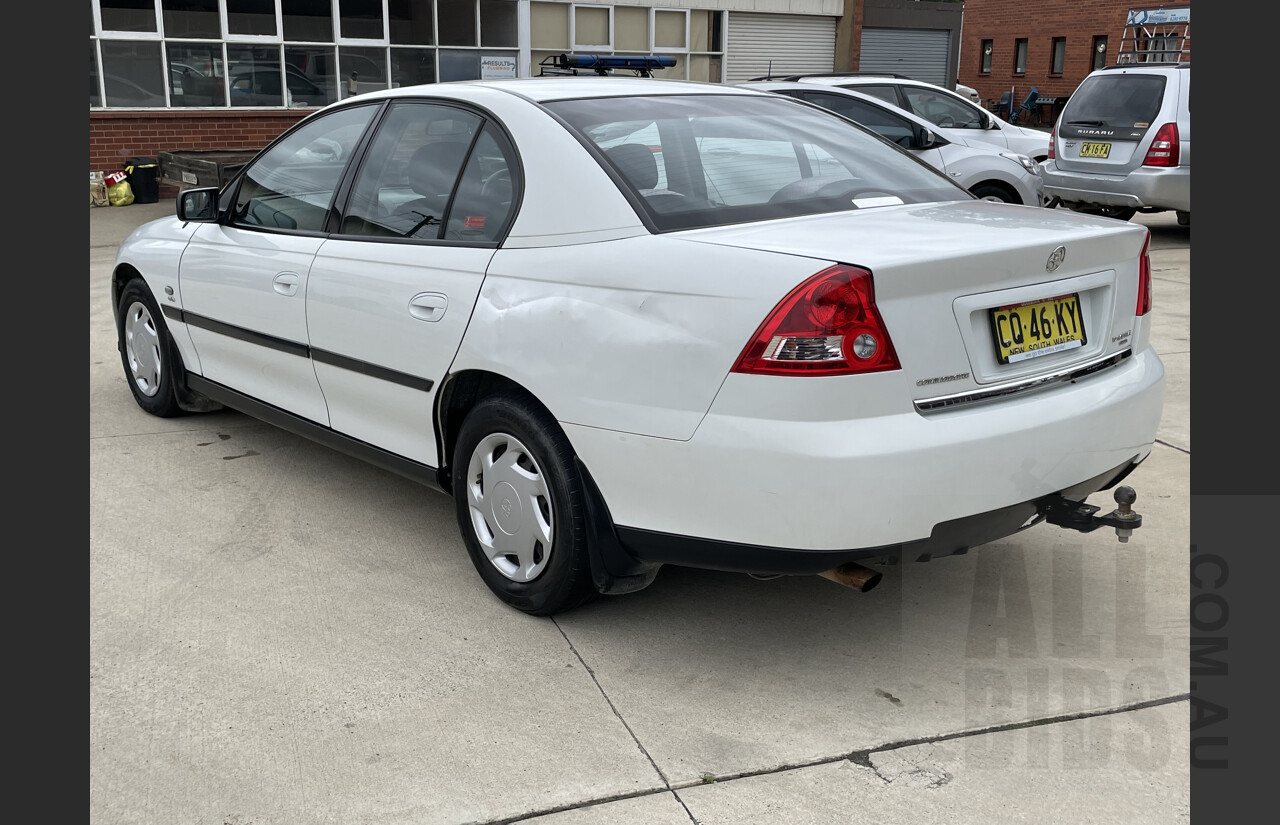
[1063,74,1167,128]
[544,94,966,232]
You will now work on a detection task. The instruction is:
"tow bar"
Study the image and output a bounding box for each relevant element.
[1042,486,1143,542]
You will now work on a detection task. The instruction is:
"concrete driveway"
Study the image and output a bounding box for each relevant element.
[90,201,1191,825]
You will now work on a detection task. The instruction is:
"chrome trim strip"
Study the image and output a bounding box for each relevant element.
[914,349,1132,413]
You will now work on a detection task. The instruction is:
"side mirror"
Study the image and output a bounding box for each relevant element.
[177,187,219,222]
[917,128,937,149]
[984,114,997,129]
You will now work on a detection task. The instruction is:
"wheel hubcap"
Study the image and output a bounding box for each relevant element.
[124,300,162,397]
[465,432,553,582]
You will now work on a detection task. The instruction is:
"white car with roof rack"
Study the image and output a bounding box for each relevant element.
[741,81,1046,206]
[786,73,1050,161]
[111,75,1164,615]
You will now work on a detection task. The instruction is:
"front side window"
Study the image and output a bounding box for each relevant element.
[900,87,985,129]
[1014,38,1028,74]
[231,104,377,233]
[546,94,963,232]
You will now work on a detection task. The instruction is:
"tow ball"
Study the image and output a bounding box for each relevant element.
[1042,486,1143,543]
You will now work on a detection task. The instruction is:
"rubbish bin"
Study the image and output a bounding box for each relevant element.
[125,156,159,204]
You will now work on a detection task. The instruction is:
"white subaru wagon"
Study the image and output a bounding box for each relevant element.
[113,78,1165,614]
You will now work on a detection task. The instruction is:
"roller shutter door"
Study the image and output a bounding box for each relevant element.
[725,12,837,84]
[859,28,950,86]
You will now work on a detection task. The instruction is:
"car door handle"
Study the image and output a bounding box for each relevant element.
[409,292,448,322]
[272,272,301,296]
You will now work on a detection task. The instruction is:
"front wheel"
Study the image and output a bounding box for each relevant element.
[117,279,182,417]
[452,394,598,615]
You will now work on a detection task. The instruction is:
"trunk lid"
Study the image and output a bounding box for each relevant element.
[675,200,1150,404]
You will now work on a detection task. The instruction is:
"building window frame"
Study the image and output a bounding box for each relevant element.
[1050,36,1066,75]
[1013,38,1028,74]
[979,39,992,74]
[650,7,688,54]
[570,3,613,51]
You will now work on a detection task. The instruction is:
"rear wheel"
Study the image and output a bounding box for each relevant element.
[452,394,597,616]
[969,182,1020,204]
[1176,210,1190,227]
[117,279,182,418]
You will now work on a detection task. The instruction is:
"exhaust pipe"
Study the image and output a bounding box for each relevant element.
[817,561,883,593]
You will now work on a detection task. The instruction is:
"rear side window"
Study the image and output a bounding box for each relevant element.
[799,92,915,147]
[1063,74,1167,128]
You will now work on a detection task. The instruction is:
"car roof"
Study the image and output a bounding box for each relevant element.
[352,76,767,105]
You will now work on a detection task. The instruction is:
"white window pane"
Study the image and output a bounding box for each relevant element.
[340,0,383,40]
[101,40,165,106]
[283,0,333,42]
[574,6,609,48]
[654,10,685,50]
[101,0,157,33]
[162,0,221,38]
[480,1,517,47]
[614,6,647,53]
[227,0,277,37]
[390,0,434,45]
[531,2,568,50]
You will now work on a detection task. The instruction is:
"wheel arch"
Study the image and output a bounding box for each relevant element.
[433,368,660,595]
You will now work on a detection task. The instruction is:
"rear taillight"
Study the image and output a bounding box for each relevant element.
[732,265,900,376]
[1047,126,1056,160]
[1142,123,1179,167]
[1136,231,1152,316]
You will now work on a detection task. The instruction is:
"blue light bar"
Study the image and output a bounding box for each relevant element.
[559,54,677,70]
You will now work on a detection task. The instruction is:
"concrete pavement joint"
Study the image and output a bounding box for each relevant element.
[1156,438,1190,455]
[466,696,1192,824]
[548,617,701,824]
[662,693,1191,792]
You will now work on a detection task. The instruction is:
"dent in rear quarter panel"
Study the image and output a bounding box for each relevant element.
[448,233,831,441]
[114,217,203,376]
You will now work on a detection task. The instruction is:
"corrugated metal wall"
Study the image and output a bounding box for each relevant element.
[859,27,951,86]
[725,12,837,83]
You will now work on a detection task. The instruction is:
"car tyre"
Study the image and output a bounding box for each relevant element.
[117,279,183,418]
[1176,210,1190,227]
[969,182,1019,204]
[452,394,598,616]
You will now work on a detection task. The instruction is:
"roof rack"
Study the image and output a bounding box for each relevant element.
[748,71,911,82]
[538,53,677,78]
[1116,6,1190,64]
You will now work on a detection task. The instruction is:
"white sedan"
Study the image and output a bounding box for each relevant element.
[740,81,1045,206]
[113,77,1165,615]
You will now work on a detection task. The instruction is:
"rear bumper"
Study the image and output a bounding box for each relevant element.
[1039,162,1190,212]
[566,346,1164,564]
[615,458,1144,574]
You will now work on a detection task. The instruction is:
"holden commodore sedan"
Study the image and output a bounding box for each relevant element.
[113,77,1165,615]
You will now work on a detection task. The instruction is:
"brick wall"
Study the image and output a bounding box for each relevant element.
[90,110,308,198]
[957,0,1189,125]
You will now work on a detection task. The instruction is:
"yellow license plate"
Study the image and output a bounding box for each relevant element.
[990,294,1086,364]
[1080,142,1111,158]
